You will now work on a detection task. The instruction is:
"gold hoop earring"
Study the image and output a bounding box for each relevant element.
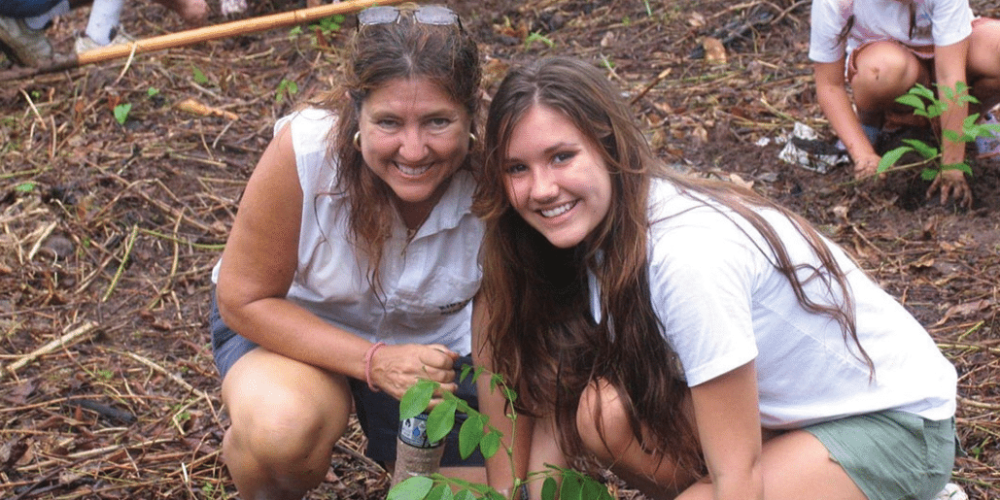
[353,131,362,150]
[469,133,477,147]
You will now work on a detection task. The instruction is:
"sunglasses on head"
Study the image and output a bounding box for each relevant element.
[358,5,462,30]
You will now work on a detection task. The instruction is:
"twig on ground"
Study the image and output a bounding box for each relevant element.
[102,224,139,302]
[2,321,100,380]
[122,350,216,413]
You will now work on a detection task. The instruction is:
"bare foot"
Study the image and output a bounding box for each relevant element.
[153,0,209,26]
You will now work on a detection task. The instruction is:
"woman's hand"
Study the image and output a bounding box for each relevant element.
[927,169,972,208]
[370,343,459,401]
[852,152,884,180]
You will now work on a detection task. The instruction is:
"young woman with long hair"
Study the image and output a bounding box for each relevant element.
[473,56,958,500]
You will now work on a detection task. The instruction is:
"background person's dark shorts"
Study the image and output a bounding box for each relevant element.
[209,290,484,466]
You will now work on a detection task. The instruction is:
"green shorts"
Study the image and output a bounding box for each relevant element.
[804,410,956,500]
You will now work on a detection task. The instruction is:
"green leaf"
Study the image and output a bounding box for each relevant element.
[541,477,558,500]
[454,490,477,500]
[479,430,502,459]
[15,182,36,192]
[559,474,583,500]
[192,66,209,85]
[582,477,612,500]
[921,168,941,181]
[388,476,434,500]
[901,138,937,159]
[400,380,437,421]
[910,83,935,100]
[458,414,485,459]
[877,146,914,173]
[426,399,457,443]
[114,103,132,125]
[895,94,927,113]
[147,87,160,97]
[427,483,454,500]
[943,129,967,143]
[490,373,504,392]
[524,32,555,48]
[501,386,518,403]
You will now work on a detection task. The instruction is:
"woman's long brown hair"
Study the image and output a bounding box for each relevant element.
[473,56,872,473]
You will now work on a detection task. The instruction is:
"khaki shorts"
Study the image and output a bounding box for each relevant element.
[804,410,957,500]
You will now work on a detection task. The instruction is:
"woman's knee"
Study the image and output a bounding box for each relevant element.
[852,43,922,105]
[967,21,1000,82]
[222,351,352,468]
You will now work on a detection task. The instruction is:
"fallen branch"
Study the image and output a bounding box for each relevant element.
[122,351,215,410]
[959,396,1000,412]
[2,322,100,381]
[0,0,408,80]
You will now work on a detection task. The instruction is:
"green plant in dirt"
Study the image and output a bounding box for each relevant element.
[388,369,614,500]
[113,103,132,125]
[524,32,555,49]
[310,14,345,36]
[289,15,345,45]
[191,65,210,85]
[15,181,36,193]
[876,82,999,181]
[147,87,160,98]
[275,78,300,104]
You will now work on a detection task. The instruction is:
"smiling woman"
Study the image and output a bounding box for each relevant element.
[473,56,960,500]
[208,4,492,499]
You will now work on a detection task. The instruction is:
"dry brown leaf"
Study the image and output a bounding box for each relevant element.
[832,205,850,222]
[703,37,727,64]
[688,12,706,28]
[933,299,994,326]
[939,240,963,252]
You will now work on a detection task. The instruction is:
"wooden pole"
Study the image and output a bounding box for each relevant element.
[1,0,409,81]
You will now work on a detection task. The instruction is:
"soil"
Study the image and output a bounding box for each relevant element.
[1,0,998,498]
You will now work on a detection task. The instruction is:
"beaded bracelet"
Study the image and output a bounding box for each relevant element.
[364,341,386,392]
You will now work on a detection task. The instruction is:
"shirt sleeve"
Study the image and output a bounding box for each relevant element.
[648,217,761,387]
[930,0,973,47]
[809,0,850,63]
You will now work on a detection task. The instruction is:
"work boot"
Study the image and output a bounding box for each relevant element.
[0,16,53,67]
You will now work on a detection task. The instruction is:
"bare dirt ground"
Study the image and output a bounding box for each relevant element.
[1,0,998,498]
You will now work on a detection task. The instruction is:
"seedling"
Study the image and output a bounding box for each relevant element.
[275,78,299,104]
[876,82,999,180]
[289,15,345,46]
[388,369,614,500]
[311,14,345,36]
[192,65,210,85]
[113,103,132,125]
[524,32,555,49]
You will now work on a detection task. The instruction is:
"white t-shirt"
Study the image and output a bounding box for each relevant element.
[809,0,973,63]
[214,108,484,353]
[591,179,956,429]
